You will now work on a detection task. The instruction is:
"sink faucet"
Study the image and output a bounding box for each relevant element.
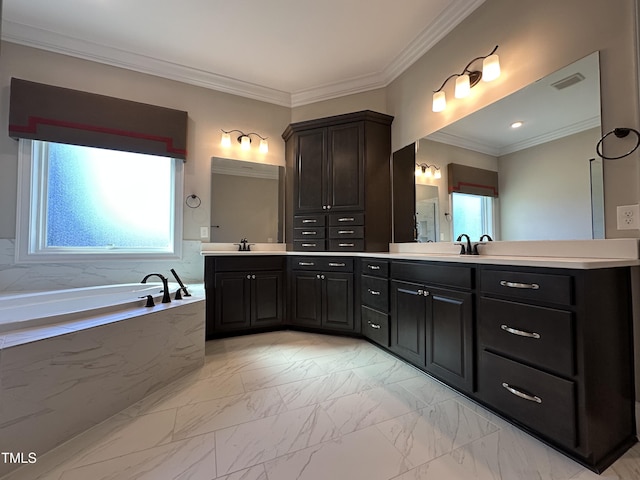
[472,234,493,255]
[455,234,472,255]
[480,234,493,242]
[141,273,171,303]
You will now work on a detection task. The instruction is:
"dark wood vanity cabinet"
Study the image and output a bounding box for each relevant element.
[289,257,355,332]
[476,265,635,471]
[204,256,284,337]
[389,261,474,393]
[283,110,393,252]
[359,258,390,347]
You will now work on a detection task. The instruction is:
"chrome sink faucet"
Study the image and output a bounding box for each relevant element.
[141,273,171,303]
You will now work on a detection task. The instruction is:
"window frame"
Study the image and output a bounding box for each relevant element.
[15,139,183,263]
[450,191,496,240]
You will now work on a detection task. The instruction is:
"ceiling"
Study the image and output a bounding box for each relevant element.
[1,0,485,107]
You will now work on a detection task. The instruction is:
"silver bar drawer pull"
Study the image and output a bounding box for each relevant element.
[368,265,381,270]
[368,289,381,296]
[368,321,381,330]
[502,383,542,404]
[302,243,317,247]
[501,324,541,339]
[337,230,355,234]
[338,217,355,222]
[339,243,355,247]
[328,262,346,267]
[301,231,317,235]
[302,219,317,223]
[500,280,540,290]
[298,262,315,266]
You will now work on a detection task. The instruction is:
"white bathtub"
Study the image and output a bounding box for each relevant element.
[0,282,180,332]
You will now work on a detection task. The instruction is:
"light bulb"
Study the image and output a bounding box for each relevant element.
[434,169,442,179]
[259,139,269,153]
[432,91,446,112]
[240,135,251,150]
[425,167,433,178]
[221,132,231,148]
[415,165,423,176]
[482,54,500,82]
[455,74,471,98]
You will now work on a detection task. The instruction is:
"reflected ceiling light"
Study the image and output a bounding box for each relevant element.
[511,121,523,129]
[415,163,441,179]
[220,129,269,153]
[432,45,500,113]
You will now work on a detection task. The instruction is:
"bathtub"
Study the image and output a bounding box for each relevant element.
[0,282,205,478]
[0,282,180,332]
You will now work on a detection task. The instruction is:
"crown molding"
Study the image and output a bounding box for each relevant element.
[2,1,485,108]
[429,116,601,157]
[1,20,292,107]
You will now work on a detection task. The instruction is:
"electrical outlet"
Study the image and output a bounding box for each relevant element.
[200,226,209,238]
[617,204,640,230]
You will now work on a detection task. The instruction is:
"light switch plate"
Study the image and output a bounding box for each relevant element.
[200,226,209,238]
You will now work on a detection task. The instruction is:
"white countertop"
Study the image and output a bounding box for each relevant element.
[200,240,640,269]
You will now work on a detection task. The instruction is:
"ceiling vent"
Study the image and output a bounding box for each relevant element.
[551,73,585,90]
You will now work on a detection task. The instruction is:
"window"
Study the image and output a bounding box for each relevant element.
[16,140,183,262]
[451,192,494,240]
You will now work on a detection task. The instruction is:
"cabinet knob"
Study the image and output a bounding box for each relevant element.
[321,274,325,280]
[246,274,251,279]
[252,274,256,279]
[322,206,327,210]
[327,205,332,209]
[316,274,321,279]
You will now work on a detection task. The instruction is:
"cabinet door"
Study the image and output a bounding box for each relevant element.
[291,271,322,326]
[327,122,364,211]
[296,129,326,212]
[322,272,354,331]
[390,280,426,367]
[252,271,284,327]
[214,272,250,331]
[425,286,474,393]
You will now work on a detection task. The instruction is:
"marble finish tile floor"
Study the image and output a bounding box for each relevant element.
[3,330,640,480]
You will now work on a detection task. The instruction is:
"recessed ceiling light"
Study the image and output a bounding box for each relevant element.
[511,121,523,129]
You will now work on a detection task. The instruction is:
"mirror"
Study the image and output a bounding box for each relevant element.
[416,184,439,242]
[210,157,284,243]
[416,52,602,242]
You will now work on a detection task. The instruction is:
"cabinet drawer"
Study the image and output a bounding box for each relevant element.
[479,297,574,376]
[361,275,389,311]
[293,214,326,228]
[361,259,389,277]
[329,239,364,251]
[391,261,473,290]
[480,269,573,305]
[293,240,326,251]
[328,226,364,239]
[328,213,364,226]
[294,227,325,240]
[214,256,284,272]
[361,306,389,347]
[478,351,576,448]
[292,257,353,272]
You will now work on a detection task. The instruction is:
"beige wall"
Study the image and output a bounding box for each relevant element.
[499,128,600,241]
[1,0,640,244]
[386,0,640,239]
[0,41,291,241]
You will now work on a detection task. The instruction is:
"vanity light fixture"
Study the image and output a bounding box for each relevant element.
[432,45,500,112]
[220,129,269,153]
[415,163,442,179]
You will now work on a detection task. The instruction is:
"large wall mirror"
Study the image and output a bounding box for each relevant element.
[413,51,603,242]
[210,157,284,243]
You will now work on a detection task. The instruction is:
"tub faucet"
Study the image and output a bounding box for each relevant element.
[141,273,171,303]
[455,234,472,255]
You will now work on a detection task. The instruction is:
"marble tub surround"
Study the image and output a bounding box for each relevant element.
[0,297,205,478]
[0,238,204,292]
[4,331,640,480]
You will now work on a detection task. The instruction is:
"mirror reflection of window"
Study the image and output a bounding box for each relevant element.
[452,192,494,240]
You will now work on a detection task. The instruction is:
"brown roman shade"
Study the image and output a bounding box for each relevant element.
[8,78,188,160]
[448,163,499,197]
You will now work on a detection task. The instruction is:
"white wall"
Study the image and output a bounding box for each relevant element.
[499,128,600,240]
